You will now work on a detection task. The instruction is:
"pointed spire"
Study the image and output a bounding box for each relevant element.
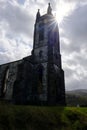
[36,9,40,22]
[47,3,52,15]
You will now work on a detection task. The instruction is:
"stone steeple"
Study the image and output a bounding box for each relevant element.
[36,9,40,22]
[33,4,66,105]
[47,3,52,15]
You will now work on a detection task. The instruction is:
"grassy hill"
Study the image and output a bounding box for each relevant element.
[66,89,87,106]
[0,104,87,130]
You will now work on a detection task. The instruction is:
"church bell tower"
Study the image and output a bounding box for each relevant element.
[33,3,66,105]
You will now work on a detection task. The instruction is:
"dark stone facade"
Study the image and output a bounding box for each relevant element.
[0,4,66,105]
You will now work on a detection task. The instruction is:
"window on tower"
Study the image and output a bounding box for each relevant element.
[37,64,44,94]
[1,67,9,98]
[39,50,43,59]
[39,23,44,41]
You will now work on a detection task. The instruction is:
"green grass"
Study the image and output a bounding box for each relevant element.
[0,104,87,130]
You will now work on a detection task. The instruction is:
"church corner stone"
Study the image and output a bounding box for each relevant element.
[0,4,66,106]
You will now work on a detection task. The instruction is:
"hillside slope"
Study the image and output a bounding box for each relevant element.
[66,89,87,96]
[66,89,87,106]
[0,104,87,130]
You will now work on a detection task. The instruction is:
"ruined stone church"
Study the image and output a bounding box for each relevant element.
[0,4,66,105]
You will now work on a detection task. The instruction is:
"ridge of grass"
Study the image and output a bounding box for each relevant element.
[0,104,87,130]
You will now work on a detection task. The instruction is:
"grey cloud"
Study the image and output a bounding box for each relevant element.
[60,4,87,90]
[61,4,87,43]
[0,1,34,37]
[60,4,87,58]
[0,43,31,65]
[66,78,87,90]
[65,64,87,90]
[17,0,25,5]
[64,0,87,3]
[0,0,34,64]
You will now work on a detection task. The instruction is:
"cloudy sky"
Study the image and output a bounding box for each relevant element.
[0,0,87,90]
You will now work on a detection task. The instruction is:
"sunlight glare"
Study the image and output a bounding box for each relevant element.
[55,1,75,24]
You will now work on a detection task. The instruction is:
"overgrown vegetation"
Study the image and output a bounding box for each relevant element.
[0,103,87,130]
[66,94,87,106]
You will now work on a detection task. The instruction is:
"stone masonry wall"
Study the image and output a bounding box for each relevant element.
[0,60,22,101]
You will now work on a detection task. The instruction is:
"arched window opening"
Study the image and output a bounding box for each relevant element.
[37,64,44,94]
[38,64,43,83]
[1,67,9,98]
[39,50,43,59]
[39,23,44,41]
[54,53,58,59]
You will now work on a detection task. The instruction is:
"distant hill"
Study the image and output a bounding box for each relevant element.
[66,89,87,95]
[66,89,87,106]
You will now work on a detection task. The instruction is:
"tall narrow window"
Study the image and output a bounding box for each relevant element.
[1,67,9,97]
[37,64,44,94]
[39,23,44,41]
[39,50,43,59]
